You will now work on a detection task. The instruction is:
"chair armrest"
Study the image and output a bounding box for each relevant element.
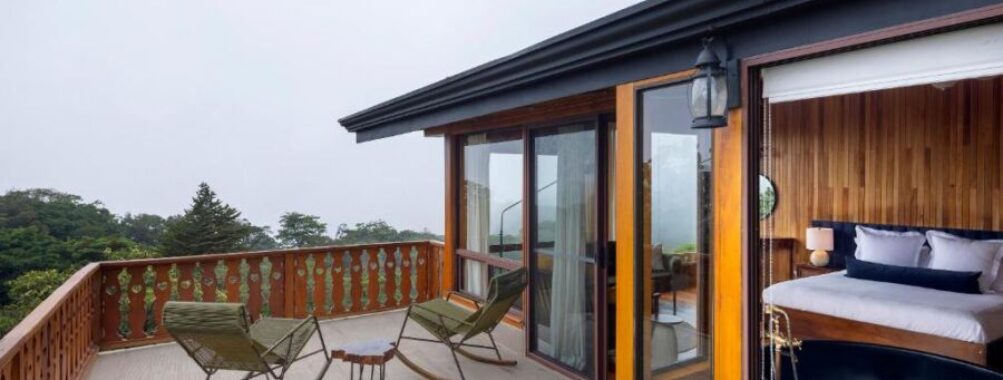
[413,303,474,327]
[446,290,483,308]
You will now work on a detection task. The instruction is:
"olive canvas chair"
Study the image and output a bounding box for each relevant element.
[163,301,331,380]
[395,267,528,380]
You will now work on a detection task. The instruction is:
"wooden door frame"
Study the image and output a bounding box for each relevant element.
[741,4,1003,379]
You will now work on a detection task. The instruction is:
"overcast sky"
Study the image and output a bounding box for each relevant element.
[0,0,640,234]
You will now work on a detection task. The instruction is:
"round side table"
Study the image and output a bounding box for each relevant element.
[331,339,396,380]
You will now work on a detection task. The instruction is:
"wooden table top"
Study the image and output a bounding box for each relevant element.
[331,339,396,365]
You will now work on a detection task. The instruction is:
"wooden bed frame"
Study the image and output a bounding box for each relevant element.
[782,306,1003,368]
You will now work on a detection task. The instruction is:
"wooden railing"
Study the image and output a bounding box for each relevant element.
[0,264,101,380]
[0,240,444,378]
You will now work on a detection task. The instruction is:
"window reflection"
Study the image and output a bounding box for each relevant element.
[459,130,523,298]
[640,84,713,378]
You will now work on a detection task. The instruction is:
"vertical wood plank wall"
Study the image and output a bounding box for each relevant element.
[764,77,1003,260]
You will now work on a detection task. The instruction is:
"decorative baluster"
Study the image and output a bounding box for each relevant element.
[168,264,180,301]
[377,247,388,308]
[239,259,250,305]
[142,266,156,336]
[116,268,131,339]
[214,260,228,302]
[192,263,205,302]
[409,246,419,303]
[259,257,272,317]
[342,251,354,312]
[324,252,334,314]
[304,254,316,315]
[393,246,404,306]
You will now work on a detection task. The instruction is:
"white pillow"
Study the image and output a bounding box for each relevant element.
[855,238,931,266]
[854,226,926,267]
[926,230,1003,293]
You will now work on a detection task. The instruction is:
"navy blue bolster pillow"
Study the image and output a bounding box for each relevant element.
[845,257,982,294]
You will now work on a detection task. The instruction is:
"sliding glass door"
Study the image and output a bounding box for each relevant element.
[530,122,603,378]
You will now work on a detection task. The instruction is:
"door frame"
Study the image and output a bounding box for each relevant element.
[740,5,1003,379]
[524,115,612,380]
[444,111,614,380]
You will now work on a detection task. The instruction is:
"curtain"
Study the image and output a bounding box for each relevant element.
[549,129,595,371]
[464,140,491,297]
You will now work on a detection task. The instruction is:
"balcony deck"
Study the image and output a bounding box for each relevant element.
[86,309,566,380]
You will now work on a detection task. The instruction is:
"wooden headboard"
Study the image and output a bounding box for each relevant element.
[810,220,1003,269]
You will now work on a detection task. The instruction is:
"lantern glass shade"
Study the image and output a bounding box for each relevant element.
[689,69,728,128]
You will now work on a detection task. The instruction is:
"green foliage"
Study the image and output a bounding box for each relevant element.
[119,213,167,246]
[0,189,121,241]
[243,223,279,250]
[672,242,697,254]
[334,220,442,245]
[102,243,161,261]
[0,269,73,336]
[0,185,442,338]
[277,212,333,248]
[159,183,250,256]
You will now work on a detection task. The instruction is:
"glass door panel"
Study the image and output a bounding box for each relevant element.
[530,123,599,377]
[639,83,713,379]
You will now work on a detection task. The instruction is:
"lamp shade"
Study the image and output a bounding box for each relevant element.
[805,227,834,251]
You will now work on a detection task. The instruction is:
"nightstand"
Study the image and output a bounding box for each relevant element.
[795,264,838,279]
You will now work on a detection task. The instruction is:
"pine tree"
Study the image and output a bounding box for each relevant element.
[160,183,249,256]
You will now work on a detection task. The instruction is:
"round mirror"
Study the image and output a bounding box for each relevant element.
[759,175,777,220]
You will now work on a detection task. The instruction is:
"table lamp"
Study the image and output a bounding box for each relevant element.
[806,227,834,267]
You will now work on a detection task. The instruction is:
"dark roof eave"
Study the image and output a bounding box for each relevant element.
[338,0,818,137]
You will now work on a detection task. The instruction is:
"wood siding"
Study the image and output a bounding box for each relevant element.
[425,90,615,137]
[763,77,1003,261]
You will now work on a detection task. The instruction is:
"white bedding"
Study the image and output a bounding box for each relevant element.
[763,271,1003,343]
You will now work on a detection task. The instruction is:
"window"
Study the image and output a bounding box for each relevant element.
[458,130,524,299]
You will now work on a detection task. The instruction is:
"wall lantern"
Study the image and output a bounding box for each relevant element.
[690,37,739,129]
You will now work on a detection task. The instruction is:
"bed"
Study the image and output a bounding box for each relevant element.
[763,220,1003,368]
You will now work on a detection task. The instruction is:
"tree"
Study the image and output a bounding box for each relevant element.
[0,269,73,336]
[276,212,333,248]
[243,223,279,250]
[0,227,71,304]
[159,183,249,256]
[333,220,441,245]
[0,189,121,240]
[119,213,167,246]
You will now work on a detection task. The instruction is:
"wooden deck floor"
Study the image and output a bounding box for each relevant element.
[86,309,566,380]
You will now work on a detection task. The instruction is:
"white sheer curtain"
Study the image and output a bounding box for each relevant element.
[549,129,595,370]
[464,140,491,297]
